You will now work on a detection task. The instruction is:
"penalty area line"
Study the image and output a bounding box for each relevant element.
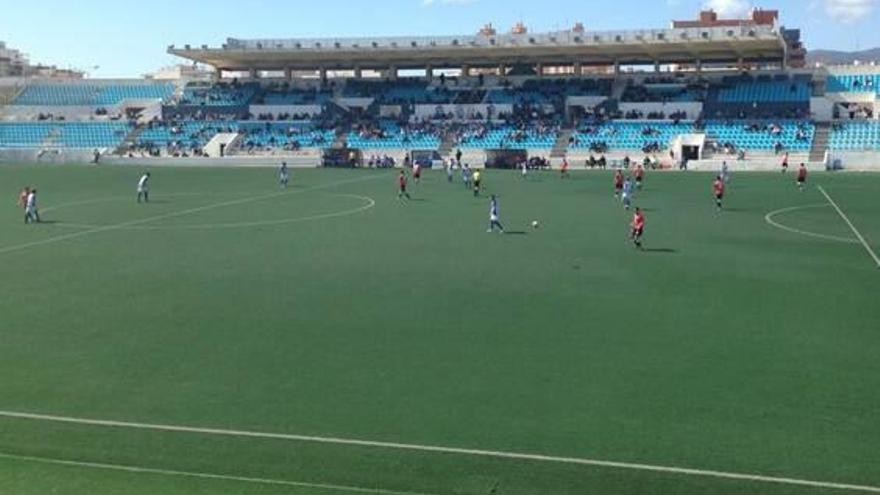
[818,185,880,269]
[0,452,431,495]
[0,410,878,493]
[0,174,383,256]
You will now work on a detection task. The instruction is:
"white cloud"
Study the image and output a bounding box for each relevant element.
[422,0,473,5]
[702,0,753,17]
[823,0,876,23]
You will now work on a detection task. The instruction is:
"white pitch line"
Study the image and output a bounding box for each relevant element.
[45,194,376,231]
[0,410,878,493]
[818,185,880,269]
[0,174,382,256]
[765,204,861,245]
[0,452,430,495]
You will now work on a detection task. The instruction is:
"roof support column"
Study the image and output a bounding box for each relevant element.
[498,63,507,77]
[462,64,471,78]
[536,63,545,77]
[573,62,583,76]
[695,59,702,74]
[354,66,363,79]
[386,66,398,80]
[613,60,621,75]
[284,67,293,80]
[319,67,328,81]
[249,68,258,80]
[654,60,661,73]
[426,65,433,81]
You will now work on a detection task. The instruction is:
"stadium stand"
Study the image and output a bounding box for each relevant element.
[829,121,880,150]
[703,120,814,152]
[14,83,174,106]
[826,74,880,94]
[571,121,695,152]
[180,82,258,106]
[456,123,558,149]
[717,76,810,103]
[239,122,334,149]
[0,122,131,148]
[348,120,441,149]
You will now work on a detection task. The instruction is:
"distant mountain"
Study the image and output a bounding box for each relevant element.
[807,48,880,66]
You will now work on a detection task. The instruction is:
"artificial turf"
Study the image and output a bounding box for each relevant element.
[0,164,878,494]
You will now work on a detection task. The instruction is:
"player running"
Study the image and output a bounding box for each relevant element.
[721,161,731,184]
[797,163,808,191]
[713,175,725,212]
[613,169,624,199]
[634,164,645,190]
[630,207,645,249]
[137,172,151,203]
[462,164,472,189]
[622,177,635,210]
[487,195,504,234]
[279,162,290,188]
[413,162,422,185]
[560,158,570,179]
[398,170,411,200]
[780,152,789,174]
[446,159,455,183]
[473,169,482,197]
[18,187,30,210]
[24,188,40,224]
[521,161,528,179]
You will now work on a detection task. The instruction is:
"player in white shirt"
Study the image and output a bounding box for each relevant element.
[137,173,151,203]
[622,178,634,210]
[521,160,528,179]
[279,162,290,188]
[24,189,40,224]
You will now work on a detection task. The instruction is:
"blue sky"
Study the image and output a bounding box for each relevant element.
[1,0,878,77]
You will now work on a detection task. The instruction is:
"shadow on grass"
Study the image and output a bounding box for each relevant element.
[642,247,678,254]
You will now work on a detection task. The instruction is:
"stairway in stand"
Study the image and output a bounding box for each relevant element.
[809,122,830,163]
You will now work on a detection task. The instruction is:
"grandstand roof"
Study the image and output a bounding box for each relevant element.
[169,24,788,73]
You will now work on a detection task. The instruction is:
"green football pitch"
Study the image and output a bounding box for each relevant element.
[0,164,878,495]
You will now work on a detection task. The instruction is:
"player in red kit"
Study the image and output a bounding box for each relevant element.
[561,158,570,179]
[397,171,411,200]
[797,163,808,191]
[614,169,624,198]
[634,164,645,190]
[713,176,725,212]
[631,207,646,249]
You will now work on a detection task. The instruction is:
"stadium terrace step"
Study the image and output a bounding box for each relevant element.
[551,129,573,158]
[809,122,830,162]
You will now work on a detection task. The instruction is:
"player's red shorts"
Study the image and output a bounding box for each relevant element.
[632,227,644,238]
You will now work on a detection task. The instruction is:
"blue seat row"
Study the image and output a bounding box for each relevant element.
[14,84,174,106]
[826,74,880,94]
[829,121,880,150]
[0,122,131,148]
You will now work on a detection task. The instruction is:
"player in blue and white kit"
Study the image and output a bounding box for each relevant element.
[721,161,731,184]
[621,178,634,210]
[24,189,40,224]
[487,195,504,234]
[279,162,290,188]
[137,173,150,203]
[462,164,472,189]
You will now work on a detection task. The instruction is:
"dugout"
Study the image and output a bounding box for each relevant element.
[485,149,528,169]
[323,148,362,168]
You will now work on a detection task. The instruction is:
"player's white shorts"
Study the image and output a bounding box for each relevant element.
[25,206,37,217]
[138,187,148,194]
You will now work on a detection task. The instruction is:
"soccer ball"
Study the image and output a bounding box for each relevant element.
[532,220,540,229]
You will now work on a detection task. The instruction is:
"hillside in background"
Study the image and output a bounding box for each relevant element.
[808,48,880,66]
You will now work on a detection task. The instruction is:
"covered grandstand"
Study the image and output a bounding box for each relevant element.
[0,9,878,170]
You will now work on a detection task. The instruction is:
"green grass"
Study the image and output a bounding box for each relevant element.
[0,164,878,495]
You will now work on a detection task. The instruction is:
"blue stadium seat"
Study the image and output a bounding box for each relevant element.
[14,84,174,106]
[0,122,131,148]
[826,74,880,94]
[717,80,809,103]
[829,121,880,150]
[571,122,694,151]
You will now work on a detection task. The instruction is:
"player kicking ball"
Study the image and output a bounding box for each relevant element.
[137,172,151,203]
[630,207,645,249]
[713,175,725,212]
[397,170,412,201]
[797,163,808,191]
[487,195,504,234]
